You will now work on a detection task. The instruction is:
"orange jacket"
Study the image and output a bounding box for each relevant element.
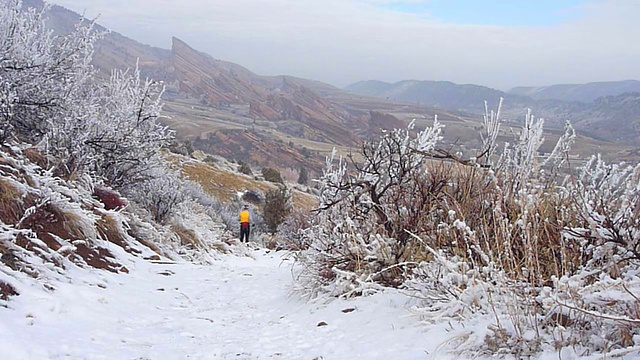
[239,209,250,224]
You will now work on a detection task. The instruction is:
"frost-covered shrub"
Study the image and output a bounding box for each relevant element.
[0,0,172,187]
[276,208,313,250]
[124,168,189,224]
[563,155,640,275]
[295,119,444,297]
[77,67,172,187]
[0,0,98,144]
[296,99,640,356]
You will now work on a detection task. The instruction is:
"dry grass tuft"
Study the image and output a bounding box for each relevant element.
[96,212,141,255]
[0,179,22,224]
[171,223,203,249]
[22,147,47,169]
[413,161,580,285]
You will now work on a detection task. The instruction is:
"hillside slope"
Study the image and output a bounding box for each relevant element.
[346,79,512,113]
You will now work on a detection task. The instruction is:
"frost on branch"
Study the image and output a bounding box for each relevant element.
[0,1,172,187]
[297,100,640,356]
[0,0,235,287]
[563,155,640,273]
[80,65,172,187]
[0,0,99,144]
[295,119,443,298]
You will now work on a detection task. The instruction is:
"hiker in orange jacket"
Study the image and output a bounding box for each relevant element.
[239,204,251,243]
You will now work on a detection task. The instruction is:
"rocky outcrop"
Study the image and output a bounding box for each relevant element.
[172,38,362,146]
[172,37,266,106]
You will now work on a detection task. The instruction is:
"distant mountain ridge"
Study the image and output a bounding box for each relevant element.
[170,37,363,147]
[346,80,511,113]
[346,79,640,144]
[508,80,640,103]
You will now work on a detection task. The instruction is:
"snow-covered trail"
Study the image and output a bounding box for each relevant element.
[2,249,455,360]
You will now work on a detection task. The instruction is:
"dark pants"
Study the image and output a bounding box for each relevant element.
[240,224,250,242]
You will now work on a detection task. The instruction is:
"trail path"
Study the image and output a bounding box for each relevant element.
[2,249,453,359]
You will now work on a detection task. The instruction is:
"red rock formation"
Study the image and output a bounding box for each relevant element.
[171,38,362,146]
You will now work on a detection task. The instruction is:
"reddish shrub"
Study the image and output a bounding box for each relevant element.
[93,187,127,210]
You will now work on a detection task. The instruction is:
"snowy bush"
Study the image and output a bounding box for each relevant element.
[296,99,640,356]
[295,119,444,297]
[0,1,239,287]
[0,0,98,144]
[0,0,172,188]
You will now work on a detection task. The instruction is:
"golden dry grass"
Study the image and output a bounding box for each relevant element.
[179,158,318,211]
[0,179,22,224]
[171,223,202,249]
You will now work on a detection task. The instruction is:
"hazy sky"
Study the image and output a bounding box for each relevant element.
[51,0,640,90]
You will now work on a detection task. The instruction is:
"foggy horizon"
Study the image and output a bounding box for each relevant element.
[50,0,640,91]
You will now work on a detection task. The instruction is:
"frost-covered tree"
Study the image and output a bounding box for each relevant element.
[0,0,98,144]
[80,66,171,187]
[0,0,185,224]
[0,0,173,187]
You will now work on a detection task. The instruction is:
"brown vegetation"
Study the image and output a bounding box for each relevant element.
[0,179,22,224]
[181,159,317,210]
[96,212,141,255]
[0,281,18,301]
[171,223,202,249]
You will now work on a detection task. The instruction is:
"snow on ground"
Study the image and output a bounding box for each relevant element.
[0,249,459,360]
